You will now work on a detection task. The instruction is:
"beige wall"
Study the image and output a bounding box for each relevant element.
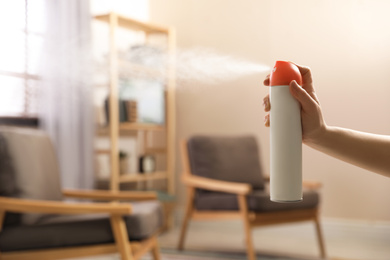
[149,0,390,221]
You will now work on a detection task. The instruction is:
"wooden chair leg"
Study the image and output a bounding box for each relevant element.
[178,188,195,250]
[151,237,161,260]
[0,210,5,232]
[110,215,133,260]
[314,215,326,259]
[0,210,4,258]
[238,195,256,260]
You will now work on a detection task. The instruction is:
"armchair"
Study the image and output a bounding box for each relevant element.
[0,126,163,260]
[178,135,326,260]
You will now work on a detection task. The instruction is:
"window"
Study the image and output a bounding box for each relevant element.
[0,0,44,117]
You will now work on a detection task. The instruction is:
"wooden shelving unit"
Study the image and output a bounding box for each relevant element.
[93,13,176,203]
[94,13,169,34]
[97,123,165,136]
[119,171,168,183]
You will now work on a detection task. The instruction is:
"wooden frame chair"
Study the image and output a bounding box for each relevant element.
[0,190,161,260]
[0,127,163,260]
[178,138,326,260]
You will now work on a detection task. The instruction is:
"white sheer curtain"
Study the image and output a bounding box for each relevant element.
[39,0,94,189]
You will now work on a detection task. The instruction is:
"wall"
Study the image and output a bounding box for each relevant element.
[149,0,390,221]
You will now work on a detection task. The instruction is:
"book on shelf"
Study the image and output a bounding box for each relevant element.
[124,100,138,123]
[104,98,138,124]
[104,98,127,123]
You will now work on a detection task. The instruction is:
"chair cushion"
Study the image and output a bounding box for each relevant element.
[0,127,63,225]
[0,134,17,197]
[0,133,21,226]
[194,189,319,212]
[187,136,265,189]
[0,201,163,252]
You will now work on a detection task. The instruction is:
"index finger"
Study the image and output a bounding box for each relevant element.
[290,63,313,84]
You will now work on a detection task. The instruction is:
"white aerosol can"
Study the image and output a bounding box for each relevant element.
[269,61,303,202]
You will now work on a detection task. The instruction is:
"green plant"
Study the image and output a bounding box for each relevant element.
[119,150,128,159]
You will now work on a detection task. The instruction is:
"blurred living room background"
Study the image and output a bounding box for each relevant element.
[0,1,389,260]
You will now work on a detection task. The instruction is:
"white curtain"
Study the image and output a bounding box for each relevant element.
[39,0,94,189]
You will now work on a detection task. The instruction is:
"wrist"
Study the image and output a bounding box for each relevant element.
[303,123,329,148]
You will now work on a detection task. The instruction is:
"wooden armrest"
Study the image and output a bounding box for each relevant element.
[0,197,132,215]
[263,175,322,189]
[63,189,158,201]
[182,174,252,195]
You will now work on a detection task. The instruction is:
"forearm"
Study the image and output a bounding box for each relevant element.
[306,126,390,177]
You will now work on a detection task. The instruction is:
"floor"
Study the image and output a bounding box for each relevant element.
[158,218,390,260]
[71,218,390,260]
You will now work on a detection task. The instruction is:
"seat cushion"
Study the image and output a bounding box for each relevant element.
[0,133,21,226]
[0,201,163,252]
[187,136,265,189]
[194,189,319,212]
[0,134,17,197]
[0,127,63,225]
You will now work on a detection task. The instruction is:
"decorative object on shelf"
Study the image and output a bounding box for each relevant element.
[119,150,129,175]
[104,97,127,123]
[139,154,156,173]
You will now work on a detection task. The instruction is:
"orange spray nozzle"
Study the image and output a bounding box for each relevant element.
[270,61,302,86]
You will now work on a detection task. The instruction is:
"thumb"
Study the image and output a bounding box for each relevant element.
[289,80,316,111]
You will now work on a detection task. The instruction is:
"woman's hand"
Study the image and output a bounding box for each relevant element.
[263,64,327,145]
[263,63,390,176]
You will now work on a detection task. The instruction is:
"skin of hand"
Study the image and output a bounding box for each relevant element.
[263,64,327,145]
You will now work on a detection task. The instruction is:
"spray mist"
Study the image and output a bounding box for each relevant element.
[269,60,303,202]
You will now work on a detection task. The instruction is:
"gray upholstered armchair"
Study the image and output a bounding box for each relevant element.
[0,126,163,260]
[178,135,326,260]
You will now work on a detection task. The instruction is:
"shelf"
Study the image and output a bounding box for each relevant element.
[119,171,168,183]
[97,123,165,136]
[94,13,169,34]
[95,149,110,154]
[118,61,165,80]
[144,147,167,154]
[95,62,164,84]
[121,122,165,131]
[95,63,169,84]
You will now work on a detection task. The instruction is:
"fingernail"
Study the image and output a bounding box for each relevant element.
[291,80,302,88]
[290,80,297,86]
